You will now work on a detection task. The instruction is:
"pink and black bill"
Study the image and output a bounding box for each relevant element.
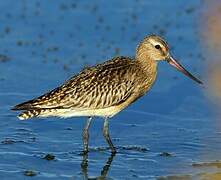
[166,56,203,84]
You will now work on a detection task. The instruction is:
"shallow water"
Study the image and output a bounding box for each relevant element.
[0,0,220,179]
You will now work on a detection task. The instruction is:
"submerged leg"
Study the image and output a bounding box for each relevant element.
[82,117,92,153]
[103,117,116,153]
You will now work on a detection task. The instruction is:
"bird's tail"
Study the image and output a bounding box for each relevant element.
[18,109,42,120]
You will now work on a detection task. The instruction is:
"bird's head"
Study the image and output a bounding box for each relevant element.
[137,35,169,61]
[136,34,203,84]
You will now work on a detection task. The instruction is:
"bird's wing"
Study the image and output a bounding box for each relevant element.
[12,56,138,111]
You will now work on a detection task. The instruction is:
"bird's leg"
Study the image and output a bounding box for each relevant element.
[103,117,116,153]
[82,117,92,153]
[81,153,89,179]
[100,152,116,178]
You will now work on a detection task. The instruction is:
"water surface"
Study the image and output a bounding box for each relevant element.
[0,1,220,179]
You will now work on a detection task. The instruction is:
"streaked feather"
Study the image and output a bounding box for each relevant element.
[13,57,142,112]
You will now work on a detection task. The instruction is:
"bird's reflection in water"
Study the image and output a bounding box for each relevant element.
[81,152,116,180]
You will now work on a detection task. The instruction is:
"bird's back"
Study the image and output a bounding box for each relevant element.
[13,56,151,119]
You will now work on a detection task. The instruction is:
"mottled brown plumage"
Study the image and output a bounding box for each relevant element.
[12,35,202,153]
[13,55,157,119]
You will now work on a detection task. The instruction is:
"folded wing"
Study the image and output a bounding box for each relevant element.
[12,56,138,111]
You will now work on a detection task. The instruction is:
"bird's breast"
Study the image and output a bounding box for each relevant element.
[136,64,158,96]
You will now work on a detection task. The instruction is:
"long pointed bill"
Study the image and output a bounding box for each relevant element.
[166,56,203,84]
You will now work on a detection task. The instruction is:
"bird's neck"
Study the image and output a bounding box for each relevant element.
[135,51,158,93]
[135,50,158,74]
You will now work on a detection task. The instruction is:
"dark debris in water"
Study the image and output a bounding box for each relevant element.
[159,152,173,157]
[15,128,32,132]
[185,6,196,14]
[65,127,73,130]
[4,26,11,34]
[121,146,149,152]
[0,54,10,63]
[42,153,55,161]
[1,138,15,144]
[1,137,28,144]
[1,135,36,144]
[24,170,38,176]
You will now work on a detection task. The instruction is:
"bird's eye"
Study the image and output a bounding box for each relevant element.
[155,44,161,49]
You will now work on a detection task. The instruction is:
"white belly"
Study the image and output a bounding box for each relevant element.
[39,106,123,118]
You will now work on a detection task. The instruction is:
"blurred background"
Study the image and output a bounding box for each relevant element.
[0,0,221,179]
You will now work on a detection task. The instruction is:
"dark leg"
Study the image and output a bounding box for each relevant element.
[82,117,92,153]
[80,149,116,179]
[81,153,89,179]
[100,152,116,178]
[103,117,116,153]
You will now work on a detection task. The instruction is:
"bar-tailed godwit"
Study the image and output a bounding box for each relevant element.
[12,35,202,153]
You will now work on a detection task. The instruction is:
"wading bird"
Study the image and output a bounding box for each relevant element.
[12,35,202,153]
